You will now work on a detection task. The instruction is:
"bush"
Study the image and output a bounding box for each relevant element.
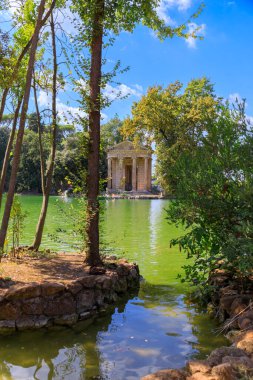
[166,102,253,288]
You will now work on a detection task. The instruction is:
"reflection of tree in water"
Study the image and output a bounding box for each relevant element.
[137,281,228,362]
[0,295,136,380]
[182,297,229,361]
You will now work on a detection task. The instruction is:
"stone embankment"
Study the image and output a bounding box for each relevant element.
[0,259,140,334]
[142,271,253,380]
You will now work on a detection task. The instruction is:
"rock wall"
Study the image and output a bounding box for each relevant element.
[0,261,140,334]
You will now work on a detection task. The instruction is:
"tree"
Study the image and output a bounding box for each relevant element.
[30,11,59,250]
[0,98,23,209]
[72,0,203,266]
[122,77,218,193]
[166,100,253,289]
[101,116,124,148]
[0,0,56,256]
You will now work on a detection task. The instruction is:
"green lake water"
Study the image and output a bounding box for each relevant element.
[0,196,227,379]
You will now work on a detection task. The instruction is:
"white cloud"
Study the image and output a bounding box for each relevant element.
[185,22,206,49]
[38,90,85,121]
[229,93,243,104]
[103,83,143,101]
[37,91,107,124]
[156,0,192,24]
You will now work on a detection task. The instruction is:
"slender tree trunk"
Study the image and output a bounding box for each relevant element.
[0,0,48,255]
[33,73,46,193]
[0,97,22,210]
[84,0,104,266]
[30,12,58,251]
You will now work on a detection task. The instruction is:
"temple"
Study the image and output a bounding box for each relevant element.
[107,141,152,193]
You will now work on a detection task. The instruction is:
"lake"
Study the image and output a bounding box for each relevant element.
[0,196,227,379]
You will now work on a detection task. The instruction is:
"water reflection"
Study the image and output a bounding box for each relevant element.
[0,284,227,380]
[0,198,228,379]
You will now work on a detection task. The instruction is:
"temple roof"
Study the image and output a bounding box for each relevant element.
[107,140,152,158]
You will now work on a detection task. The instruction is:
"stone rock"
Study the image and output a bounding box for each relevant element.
[5,283,41,300]
[65,280,83,295]
[95,275,112,289]
[16,316,50,330]
[220,296,238,314]
[0,320,16,334]
[211,363,235,380]
[222,355,253,371]
[0,302,20,320]
[22,297,44,315]
[219,286,238,298]
[238,317,253,330]
[114,276,127,293]
[186,361,211,375]
[106,255,117,260]
[76,290,95,313]
[225,330,242,342]
[234,331,253,357]
[238,310,253,330]
[230,297,250,316]
[94,290,105,307]
[104,291,118,304]
[54,313,78,326]
[207,347,247,367]
[34,316,51,328]
[16,317,35,330]
[44,293,76,316]
[78,275,97,288]
[235,330,253,343]
[116,264,129,276]
[141,369,186,380]
[209,273,230,287]
[186,374,219,380]
[40,282,65,296]
[89,266,106,275]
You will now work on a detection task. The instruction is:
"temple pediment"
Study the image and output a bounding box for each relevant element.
[109,141,135,151]
[108,141,151,154]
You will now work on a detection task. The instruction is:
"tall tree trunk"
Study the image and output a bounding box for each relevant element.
[0,97,22,210]
[30,12,58,251]
[33,73,46,194]
[84,0,104,267]
[0,0,49,256]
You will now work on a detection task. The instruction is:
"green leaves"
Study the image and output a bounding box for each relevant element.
[166,100,253,288]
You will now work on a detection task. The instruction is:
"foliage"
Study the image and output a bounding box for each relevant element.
[122,77,219,193]
[101,116,124,148]
[7,195,27,256]
[16,129,50,193]
[54,131,88,193]
[166,101,253,288]
[0,127,10,172]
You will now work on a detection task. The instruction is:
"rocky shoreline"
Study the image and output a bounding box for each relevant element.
[0,258,140,334]
[142,271,253,380]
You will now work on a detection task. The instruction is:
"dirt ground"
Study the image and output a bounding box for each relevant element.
[0,253,89,286]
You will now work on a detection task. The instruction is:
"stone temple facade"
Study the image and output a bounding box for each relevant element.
[107,141,152,192]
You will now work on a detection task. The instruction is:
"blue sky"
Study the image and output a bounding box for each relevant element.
[1,0,253,123]
[98,0,253,122]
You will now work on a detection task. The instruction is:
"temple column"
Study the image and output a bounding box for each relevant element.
[119,158,124,190]
[132,157,137,191]
[148,158,152,191]
[144,157,149,191]
[107,158,112,190]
